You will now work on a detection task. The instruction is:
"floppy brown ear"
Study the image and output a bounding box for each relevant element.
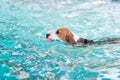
[65,33,76,44]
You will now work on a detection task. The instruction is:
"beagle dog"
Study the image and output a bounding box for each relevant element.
[46,28,120,46]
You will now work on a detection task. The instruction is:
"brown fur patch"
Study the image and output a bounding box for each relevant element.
[56,28,76,44]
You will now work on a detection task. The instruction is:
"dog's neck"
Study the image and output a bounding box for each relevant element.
[72,33,93,46]
[72,33,79,42]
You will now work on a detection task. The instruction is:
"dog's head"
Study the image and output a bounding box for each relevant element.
[46,28,76,44]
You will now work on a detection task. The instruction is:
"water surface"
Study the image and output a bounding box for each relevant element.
[0,0,120,80]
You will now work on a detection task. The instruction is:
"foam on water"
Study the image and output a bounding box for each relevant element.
[0,0,120,80]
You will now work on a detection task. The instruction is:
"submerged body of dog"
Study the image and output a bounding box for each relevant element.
[46,28,120,46]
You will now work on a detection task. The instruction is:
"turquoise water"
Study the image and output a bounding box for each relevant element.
[0,0,120,80]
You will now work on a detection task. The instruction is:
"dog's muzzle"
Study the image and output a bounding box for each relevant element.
[46,34,50,38]
[46,34,53,42]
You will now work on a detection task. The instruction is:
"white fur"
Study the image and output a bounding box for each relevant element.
[48,29,79,42]
[48,30,60,40]
[72,32,79,42]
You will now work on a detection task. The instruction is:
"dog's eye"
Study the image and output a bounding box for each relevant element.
[56,30,59,34]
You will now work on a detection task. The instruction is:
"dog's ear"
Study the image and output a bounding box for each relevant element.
[65,33,76,44]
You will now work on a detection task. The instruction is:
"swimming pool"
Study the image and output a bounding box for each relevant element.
[0,0,120,80]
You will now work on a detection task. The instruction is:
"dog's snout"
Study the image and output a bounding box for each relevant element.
[46,34,50,38]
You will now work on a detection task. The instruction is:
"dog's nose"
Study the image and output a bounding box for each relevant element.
[46,34,50,38]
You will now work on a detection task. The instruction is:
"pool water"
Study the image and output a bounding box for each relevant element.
[0,0,120,80]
